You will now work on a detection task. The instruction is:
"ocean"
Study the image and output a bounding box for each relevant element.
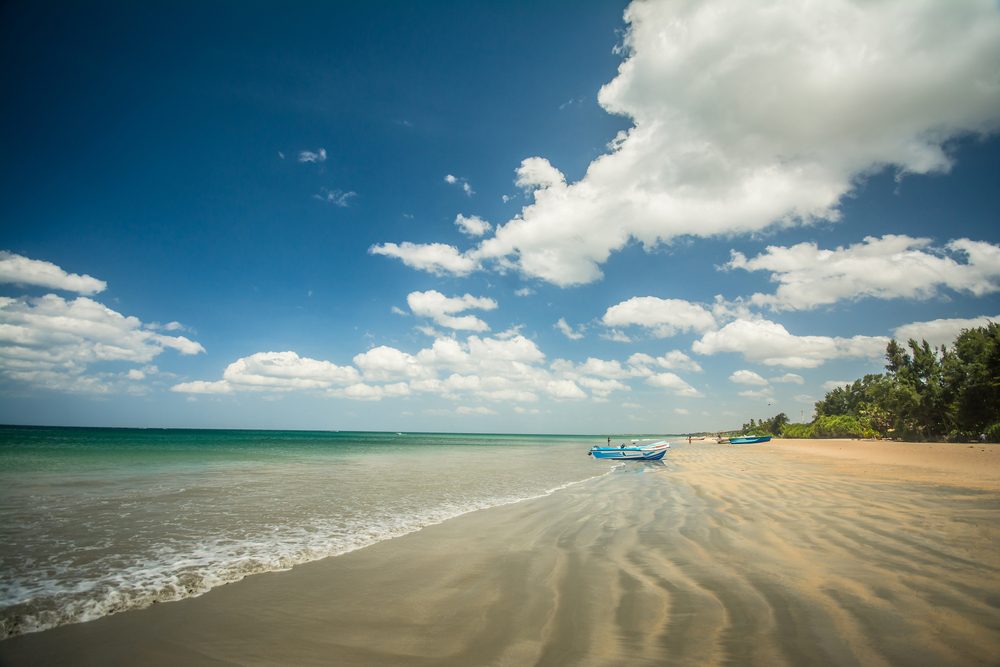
[0,426,669,639]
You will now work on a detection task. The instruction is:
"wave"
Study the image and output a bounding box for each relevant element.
[0,465,617,639]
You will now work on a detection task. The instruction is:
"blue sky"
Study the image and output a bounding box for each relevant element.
[2,0,999,432]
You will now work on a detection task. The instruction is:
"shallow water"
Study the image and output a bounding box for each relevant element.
[0,426,645,638]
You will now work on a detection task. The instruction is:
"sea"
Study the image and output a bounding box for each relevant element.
[0,426,673,639]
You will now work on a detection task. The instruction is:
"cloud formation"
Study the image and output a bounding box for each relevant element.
[369,242,477,276]
[693,318,887,368]
[298,148,327,163]
[0,251,107,295]
[172,331,705,405]
[406,290,497,331]
[2,294,204,393]
[729,236,1000,310]
[454,214,492,237]
[314,188,357,207]
[602,297,716,338]
[373,0,1000,286]
[554,317,584,340]
[893,313,1000,349]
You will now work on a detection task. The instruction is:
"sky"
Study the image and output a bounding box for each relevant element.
[1,0,999,433]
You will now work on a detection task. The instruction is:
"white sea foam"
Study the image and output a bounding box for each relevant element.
[1,460,617,639]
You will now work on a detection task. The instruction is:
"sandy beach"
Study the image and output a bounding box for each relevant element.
[2,438,998,667]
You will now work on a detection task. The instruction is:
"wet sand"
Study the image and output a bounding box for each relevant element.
[2,439,998,666]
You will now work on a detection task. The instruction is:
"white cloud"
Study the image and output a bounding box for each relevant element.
[729,369,769,386]
[545,379,587,400]
[822,380,853,392]
[577,377,629,399]
[771,373,805,385]
[654,350,703,373]
[332,382,411,401]
[602,297,716,338]
[739,389,773,399]
[513,406,540,414]
[554,317,584,340]
[298,148,327,163]
[0,251,106,294]
[406,290,497,331]
[729,236,1000,310]
[369,242,477,276]
[172,328,714,406]
[455,214,492,237]
[222,351,359,390]
[893,314,1000,349]
[445,174,474,196]
[514,287,535,297]
[646,372,702,397]
[673,407,689,415]
[378,0,1000,286]
[353,346,430,382]
[171,380,232,395]
[0,294,204,394]
[625,350,702,375]
[601,329,632,343]
[693,318,887,368]
[314,188,357,207]
[457,405,497,415]
[515,157,567,191]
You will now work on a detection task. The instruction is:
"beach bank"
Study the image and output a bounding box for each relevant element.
[2,439,998,666]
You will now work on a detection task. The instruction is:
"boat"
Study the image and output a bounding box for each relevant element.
[729,435,772,444]
[588,440,670,460]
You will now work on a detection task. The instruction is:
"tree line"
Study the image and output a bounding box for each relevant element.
[736,323,1000,442]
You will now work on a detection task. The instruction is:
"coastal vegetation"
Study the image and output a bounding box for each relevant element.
[738,323,1000,442]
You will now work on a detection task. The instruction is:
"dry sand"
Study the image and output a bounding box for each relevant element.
[1,439,998,666]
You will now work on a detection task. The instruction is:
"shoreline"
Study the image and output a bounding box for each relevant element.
[2,438,998,666]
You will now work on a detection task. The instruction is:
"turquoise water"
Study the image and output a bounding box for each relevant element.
[0,426,672,638]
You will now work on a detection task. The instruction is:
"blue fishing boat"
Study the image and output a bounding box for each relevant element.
[729,435,772,444]
[588,440,670,460]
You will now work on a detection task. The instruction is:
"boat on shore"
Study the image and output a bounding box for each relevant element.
[588,440,670,460]
[729,435,772,444]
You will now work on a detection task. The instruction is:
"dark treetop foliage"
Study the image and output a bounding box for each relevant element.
[759,323,1000,441]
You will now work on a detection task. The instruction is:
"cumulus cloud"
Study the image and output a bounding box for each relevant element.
[369,242,477,276]
[406,290,497,331]
[0,294,204,393]
[729,369,769,386]
[0,251,107,294]
[693,318,887,368]
[172,351,359,396]
[729,236,1000,310]
[514,287,535,297]
[772,373,805,385]
[332,382,411,401]
[893,313,1000,349]
[554,317,584,340]
[646,372,702,397]
[602,297,716,338]
[625,350,702,375]
[376,0,1000,286]
[653,350,703,373]
[298,148,327,163]
[173,331,654,405]
[171,380,232,394]
[454,214,492,237]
